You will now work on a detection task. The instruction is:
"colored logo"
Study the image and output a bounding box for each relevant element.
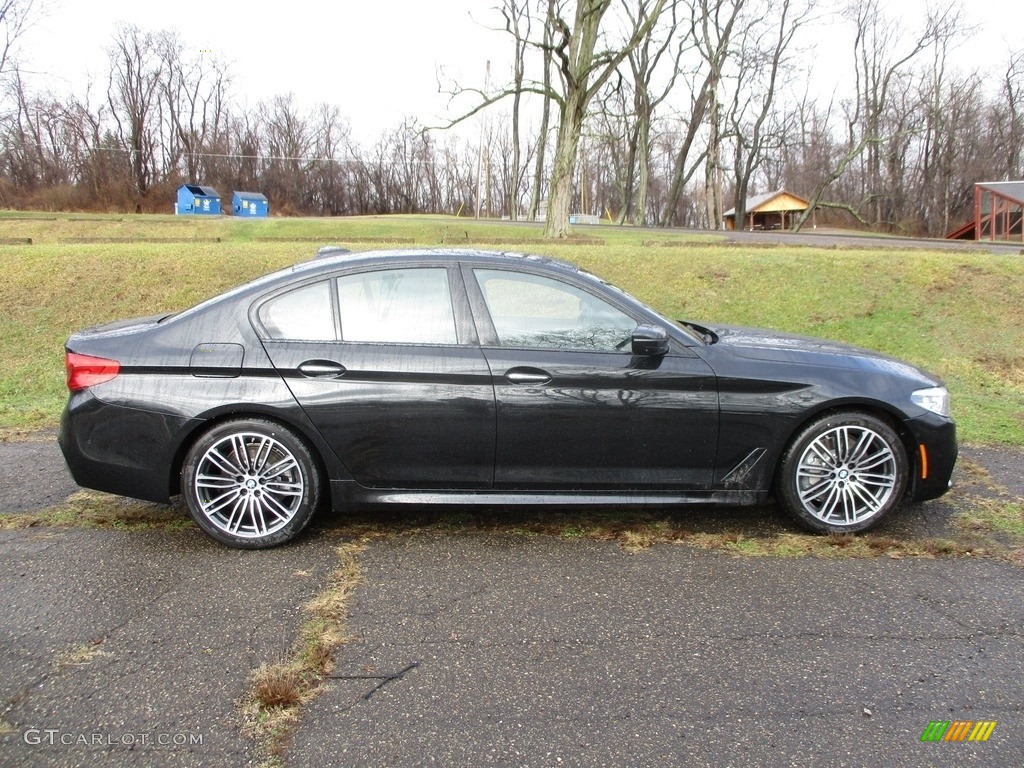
[920,721,996,742]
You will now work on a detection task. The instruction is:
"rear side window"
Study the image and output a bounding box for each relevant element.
[337,268,457,344]
[259,281,335,340]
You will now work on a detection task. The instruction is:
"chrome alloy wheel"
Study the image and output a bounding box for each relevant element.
[794,424,898,526]
[193,431,305,539]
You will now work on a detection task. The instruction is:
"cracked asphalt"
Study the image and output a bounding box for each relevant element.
[1,437,1022,766]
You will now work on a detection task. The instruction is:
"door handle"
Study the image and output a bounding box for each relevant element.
[504,367,552,385]
[297,360,347,379]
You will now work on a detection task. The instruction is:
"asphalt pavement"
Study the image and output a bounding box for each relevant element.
[1,438,1022,767]
[290,536,1024,768]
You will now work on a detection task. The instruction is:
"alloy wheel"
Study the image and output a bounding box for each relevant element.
[794,424,899,526]
[192,431,305,539]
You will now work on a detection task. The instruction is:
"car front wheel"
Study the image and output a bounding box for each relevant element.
[182,418,321,548]
[777,412,908,533]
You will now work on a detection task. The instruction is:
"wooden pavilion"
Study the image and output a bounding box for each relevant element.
[724,189,810,231]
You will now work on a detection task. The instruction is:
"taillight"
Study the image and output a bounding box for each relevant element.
[65,352,121,392]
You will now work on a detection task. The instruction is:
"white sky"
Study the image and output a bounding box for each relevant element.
[14,0,1024,145]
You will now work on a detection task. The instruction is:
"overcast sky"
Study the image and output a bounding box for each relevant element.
[14,0,1024,144]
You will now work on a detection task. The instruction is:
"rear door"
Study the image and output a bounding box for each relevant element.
[257,265,495,489]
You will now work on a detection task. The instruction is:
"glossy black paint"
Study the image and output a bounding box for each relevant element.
[59,249,957,520]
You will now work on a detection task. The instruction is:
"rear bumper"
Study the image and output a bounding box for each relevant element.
[58,390,196,503]
[904,413,957,501]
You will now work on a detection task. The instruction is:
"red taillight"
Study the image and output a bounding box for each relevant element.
[65,352,121,392]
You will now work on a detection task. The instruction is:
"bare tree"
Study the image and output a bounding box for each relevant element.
[726,0,810,229]
[659,0,743,227]
[308,103,352,215]
[541,0,669,236]
[501,0,530,219]
[527,0,555,221]
[106,24,165,200]
[258,94,312,212]
[793,0,945,232]
[160,34,231,183]
[615,0,687,224]
[1001,49,1024,179]
[447,0,670,237]
[0,0,34,76]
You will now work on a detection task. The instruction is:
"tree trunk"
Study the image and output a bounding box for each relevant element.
[544,90,586,238]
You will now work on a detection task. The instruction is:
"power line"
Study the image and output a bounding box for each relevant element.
[90,145,449,168]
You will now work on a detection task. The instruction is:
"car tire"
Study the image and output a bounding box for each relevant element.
[182,418,321,548]
[777,412,908,534]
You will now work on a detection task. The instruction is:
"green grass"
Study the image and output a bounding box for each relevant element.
[1,212,1023,444]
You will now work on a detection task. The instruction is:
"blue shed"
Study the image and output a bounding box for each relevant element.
[176,185,221,215]
[232,191,269,217]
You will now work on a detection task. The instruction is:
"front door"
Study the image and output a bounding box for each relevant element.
[468,267,719,490]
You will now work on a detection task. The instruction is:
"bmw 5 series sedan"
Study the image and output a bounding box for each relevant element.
[59,249,957,548]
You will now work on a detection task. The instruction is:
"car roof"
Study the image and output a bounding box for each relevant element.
[170,249,594,325]
[292,247,582,278]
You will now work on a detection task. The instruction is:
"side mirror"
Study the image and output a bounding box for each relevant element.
[631,325,669,356]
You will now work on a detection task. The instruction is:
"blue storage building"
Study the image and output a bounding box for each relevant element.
[233,191,269,217]
[176,185,221,215]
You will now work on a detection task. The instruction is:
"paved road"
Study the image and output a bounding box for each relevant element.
[290,536,1023,768]
[0,435,79,513]
[1,526,340,767]
[1,439,1022,766]
[718,226,1024,255]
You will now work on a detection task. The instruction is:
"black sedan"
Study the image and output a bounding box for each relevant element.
[59,249,957,548]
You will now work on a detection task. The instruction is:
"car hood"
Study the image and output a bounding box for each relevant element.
[691,322,941,385]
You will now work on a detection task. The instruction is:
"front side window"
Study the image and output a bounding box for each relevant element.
[337,268,457,344]
[474,269,636,351]
[259,281,335,341]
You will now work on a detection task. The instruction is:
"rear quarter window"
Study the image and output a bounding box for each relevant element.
[258,281,335,341]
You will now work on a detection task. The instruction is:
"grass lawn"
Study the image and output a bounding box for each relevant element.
[1,211,1022,446]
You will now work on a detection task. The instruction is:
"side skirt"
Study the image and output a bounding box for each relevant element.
[330,480,766,510]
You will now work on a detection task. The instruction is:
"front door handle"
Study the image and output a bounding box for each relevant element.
[504,367,552,385]
[297,360,347,379]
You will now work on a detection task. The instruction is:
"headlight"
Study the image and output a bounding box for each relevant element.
[911,387,950,418]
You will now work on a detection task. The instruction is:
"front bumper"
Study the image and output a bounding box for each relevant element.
[904,412,957,501]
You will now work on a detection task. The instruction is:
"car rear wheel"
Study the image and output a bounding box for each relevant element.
[182,419,320,548]
[777,412,908,533]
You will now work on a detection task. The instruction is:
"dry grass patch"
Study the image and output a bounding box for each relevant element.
[241,541,365,765]
[321,508,987,560]
[0,491,191,531]
[251,665,306,711]
[59,638,110,668]
[948,456,1024,558]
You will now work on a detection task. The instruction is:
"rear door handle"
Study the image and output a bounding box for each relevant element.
[297,360,347,379]
[504,367,552,385]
